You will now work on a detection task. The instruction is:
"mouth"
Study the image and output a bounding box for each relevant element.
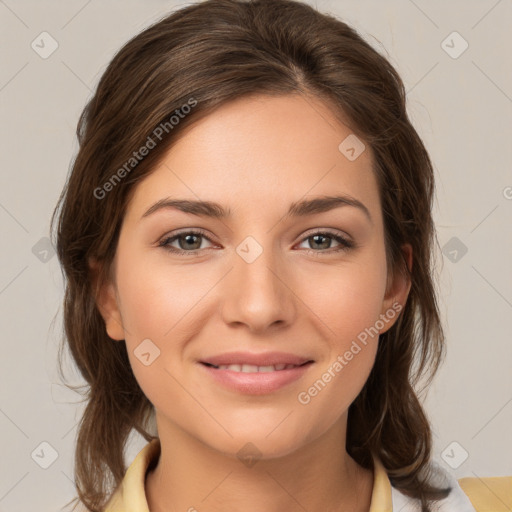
[201,361,313,372]
[198,354,315,395]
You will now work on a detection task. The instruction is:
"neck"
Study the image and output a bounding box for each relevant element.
[145,415,374,512]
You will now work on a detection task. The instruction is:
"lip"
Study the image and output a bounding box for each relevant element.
[198,351,315,395]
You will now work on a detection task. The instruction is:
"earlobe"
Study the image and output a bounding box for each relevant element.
[380,243,413,333]
[88,257,125,341]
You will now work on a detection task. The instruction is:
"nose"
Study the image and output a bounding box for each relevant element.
[220,239,297,334]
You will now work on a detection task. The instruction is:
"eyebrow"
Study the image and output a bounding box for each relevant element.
[141,195,372,224]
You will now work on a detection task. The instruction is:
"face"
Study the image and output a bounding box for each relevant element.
[95,94,411,460]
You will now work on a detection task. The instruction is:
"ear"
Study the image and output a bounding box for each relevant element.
[88,257,125,341]
[379,243,412,334]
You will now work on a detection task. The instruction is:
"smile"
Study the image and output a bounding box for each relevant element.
[199,360,314,395]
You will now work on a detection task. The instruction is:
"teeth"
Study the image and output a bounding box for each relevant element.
[258,365,276,372]
[242,364,259,372]
[215,363,298,372]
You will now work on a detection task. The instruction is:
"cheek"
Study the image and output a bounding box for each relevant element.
[114,248,228,408]
[291,253,386,416]
[116,248,215,342]
[295,283,382,433]
[294,250,388,349]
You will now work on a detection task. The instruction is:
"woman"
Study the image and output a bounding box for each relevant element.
[51,0,510,510]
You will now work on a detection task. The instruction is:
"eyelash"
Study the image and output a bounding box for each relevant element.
[157,229,355,256]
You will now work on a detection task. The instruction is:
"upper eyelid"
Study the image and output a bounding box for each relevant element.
[299,227,352,240]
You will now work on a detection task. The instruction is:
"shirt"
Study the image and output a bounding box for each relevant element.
[104,438,512,511]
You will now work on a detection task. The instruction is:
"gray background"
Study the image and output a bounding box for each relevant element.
[0,0,511,510]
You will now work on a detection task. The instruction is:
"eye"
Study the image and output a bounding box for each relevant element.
[158,229,216,255]
[158,229,355,256]
[296,230,354,254]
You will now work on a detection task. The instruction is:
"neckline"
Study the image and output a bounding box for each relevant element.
[109,438,393,512]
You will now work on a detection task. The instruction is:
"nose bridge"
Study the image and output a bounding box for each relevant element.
[221,233,295,331]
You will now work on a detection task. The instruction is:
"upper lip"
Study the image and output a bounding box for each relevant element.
[200,351,314,367]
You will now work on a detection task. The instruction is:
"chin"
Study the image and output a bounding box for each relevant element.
[194,411,320,462]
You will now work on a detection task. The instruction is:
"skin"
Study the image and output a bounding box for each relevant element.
[93,93,412,512]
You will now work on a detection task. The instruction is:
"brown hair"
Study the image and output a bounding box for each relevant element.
[51,0,449,510]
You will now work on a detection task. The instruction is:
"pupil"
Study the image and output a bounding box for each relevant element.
[182,234,200,250]
[312,234,329,249]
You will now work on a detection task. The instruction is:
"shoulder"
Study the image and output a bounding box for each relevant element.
[103,437,160,512]
[390,460,511,511]
[458,475,512,512]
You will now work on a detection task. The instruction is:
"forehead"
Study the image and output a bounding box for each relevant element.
[124,94,381,224]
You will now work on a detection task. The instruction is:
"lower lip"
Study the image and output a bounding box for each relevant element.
[199,362,314,395]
